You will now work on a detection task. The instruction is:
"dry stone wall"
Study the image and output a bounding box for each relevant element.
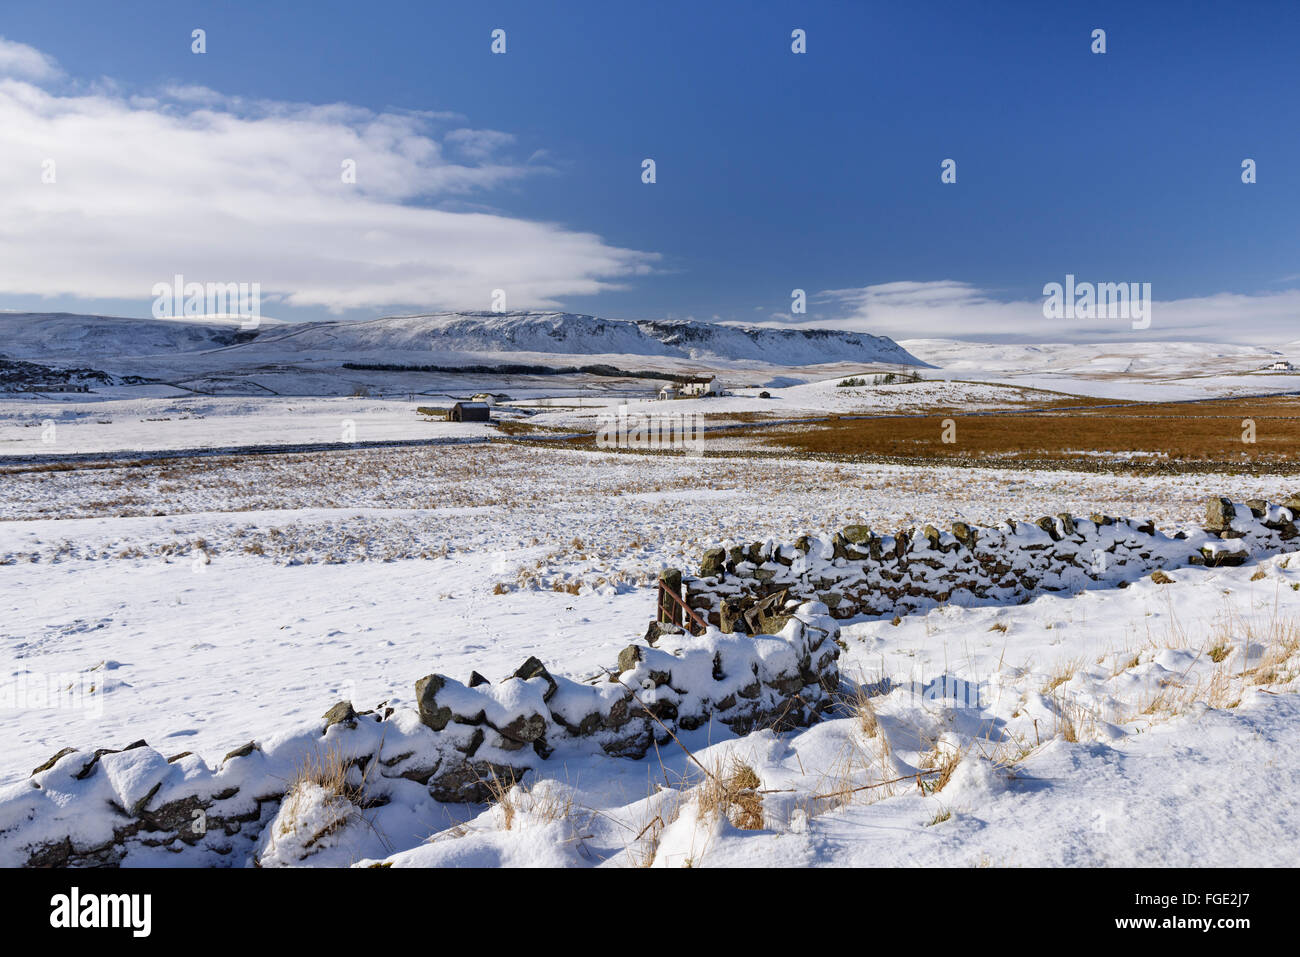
[676,497,1300,629]
[0,604,840,867]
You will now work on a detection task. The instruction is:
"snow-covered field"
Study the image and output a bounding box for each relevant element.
[5,311,1300,867]
[522,377,1083,430]
[0,395,493,458]
[388,559,1300,868]
[3,434,1300,867]
[0,377,1094,462]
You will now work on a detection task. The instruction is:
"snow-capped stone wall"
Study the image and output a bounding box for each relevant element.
[677,497,1300,628]
[0,604,840,867]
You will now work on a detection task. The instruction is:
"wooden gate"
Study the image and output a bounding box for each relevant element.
[656,577,709,635]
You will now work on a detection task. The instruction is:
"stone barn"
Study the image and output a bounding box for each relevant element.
[450,401,491,422]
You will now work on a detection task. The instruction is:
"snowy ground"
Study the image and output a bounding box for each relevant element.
[521,378,1086,430]
[383,558,1300,868]
[900,338,1300,401]
[2,444,1293,564]
[3,435,1300,866]
[7,333,1300,464]
[0,378,1094,462]
[0,395,494,458]
[14,547,1293,868]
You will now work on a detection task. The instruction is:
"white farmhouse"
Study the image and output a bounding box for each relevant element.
[1265,360,1294,372]
[679,376,721,397]
[658,375,722,400]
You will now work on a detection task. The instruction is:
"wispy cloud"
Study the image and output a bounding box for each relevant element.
[759,280,1300,345]
[0,36,61,81]
[0,36,656,314]
[443,128,517,161]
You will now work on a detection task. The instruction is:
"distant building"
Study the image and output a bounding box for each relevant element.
[450,401,491,422]
[471,392,511,405]
[680,375,721,397]
[19,383,90,393]
[660,375,720,399]
[1265,360,1294,372]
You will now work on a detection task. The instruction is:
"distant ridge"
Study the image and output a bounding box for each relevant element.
[0,310,925,368]
[248,311,928,367]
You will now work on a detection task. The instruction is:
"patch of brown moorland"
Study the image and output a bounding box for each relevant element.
[743,394,1300,466]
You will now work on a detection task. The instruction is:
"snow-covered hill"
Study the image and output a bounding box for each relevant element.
[0,311,923,369]
[900,338,1285,377]
[246,312,677,360]
[900,337,1300,400]
[244,312,926,367]
[0,312,259,360]
[635,318,921,365]
[9,312,1297,401]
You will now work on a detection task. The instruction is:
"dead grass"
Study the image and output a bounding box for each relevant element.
[1112,652,1143,675]
[287,746,366,807]
[739,394,1300,467]
[919,742,964,794]
[1051,697,1086,743]
[259,744,383,864]
[698,756,765,831]
[1041,656,1085,695]
[927,807,953,826]
[1248,619,1300,687]
[625,787,683,868]
[986,727,1038,770]
[1124,608,1300,722]
[481,770,576,832]
[855,694,880,739]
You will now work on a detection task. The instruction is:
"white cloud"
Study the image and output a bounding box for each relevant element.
[0,36,61,81]
[444,128,516,161]
[0,37,655,314]
[760,280,1300,346]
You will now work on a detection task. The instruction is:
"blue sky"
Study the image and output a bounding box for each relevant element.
[1,0,1297,342]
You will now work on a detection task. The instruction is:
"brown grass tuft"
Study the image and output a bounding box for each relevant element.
[698,756,765,831]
